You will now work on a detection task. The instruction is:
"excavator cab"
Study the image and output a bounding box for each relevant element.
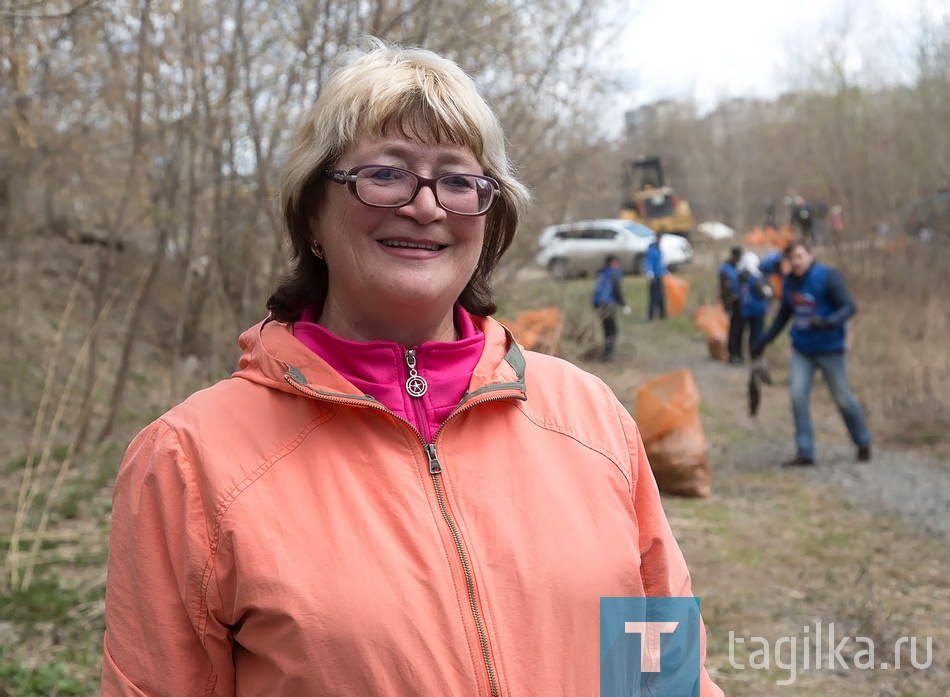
[620,157,694,239]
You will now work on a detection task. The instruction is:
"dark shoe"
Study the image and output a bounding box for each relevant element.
[782,455,815,467]
[857,444,872,462]
[728,356,744,365]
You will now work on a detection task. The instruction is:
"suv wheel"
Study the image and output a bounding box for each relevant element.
[632,254,646,275]
[548,258,569,280]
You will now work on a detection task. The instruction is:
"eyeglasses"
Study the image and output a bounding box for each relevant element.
[325,165,500,216]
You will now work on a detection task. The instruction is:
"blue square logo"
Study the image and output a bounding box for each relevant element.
[600,597,702,697]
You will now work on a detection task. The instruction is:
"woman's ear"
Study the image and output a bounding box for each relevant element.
[307,216,325,260]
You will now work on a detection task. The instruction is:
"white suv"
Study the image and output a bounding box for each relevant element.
[535,219,693,280]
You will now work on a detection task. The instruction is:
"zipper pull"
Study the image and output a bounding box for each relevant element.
[425,443,443,474]
[405,349,429,398]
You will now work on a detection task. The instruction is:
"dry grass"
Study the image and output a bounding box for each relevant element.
[837,239,950,455]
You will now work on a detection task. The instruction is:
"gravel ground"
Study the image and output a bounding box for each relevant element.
[725,437,950,538]
[681,346,950,541]
[804,445,950,539]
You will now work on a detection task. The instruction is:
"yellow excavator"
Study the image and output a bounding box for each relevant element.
[619,157,695,239]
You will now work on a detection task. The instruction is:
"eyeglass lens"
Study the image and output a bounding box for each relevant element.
[354,167,495,214]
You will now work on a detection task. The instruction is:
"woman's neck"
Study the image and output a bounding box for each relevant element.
[316,299,459,346]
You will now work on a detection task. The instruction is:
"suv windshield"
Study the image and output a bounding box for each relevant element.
[621,221,655,238]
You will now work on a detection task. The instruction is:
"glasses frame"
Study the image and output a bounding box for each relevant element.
[325,165,501,217]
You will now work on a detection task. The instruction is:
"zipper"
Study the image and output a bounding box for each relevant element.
[417,393,524,697]
[426,443,498,697]
[404,349,431,442]
[285,373,523,697]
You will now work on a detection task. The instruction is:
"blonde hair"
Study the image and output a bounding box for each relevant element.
[269,39,531,321]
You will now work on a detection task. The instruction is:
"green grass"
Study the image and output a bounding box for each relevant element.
[0,573,106,696]
[0,577,94,626]
[3,446,70,475]
[0,658,86,697]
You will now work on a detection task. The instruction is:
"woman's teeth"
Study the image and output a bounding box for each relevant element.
[382,240,443,250]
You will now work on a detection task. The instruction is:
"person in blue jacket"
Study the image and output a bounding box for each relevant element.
[759,250,784,279]
[592,255,630,362]
[645,238,667,321]
[737,252,771,355]
[719,246,744,364]
[752,240,871,466]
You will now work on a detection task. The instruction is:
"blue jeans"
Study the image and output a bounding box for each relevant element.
[789,350,871,459]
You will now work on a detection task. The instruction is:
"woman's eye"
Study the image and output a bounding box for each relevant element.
[368,168,404,182]
[442,175,474,190]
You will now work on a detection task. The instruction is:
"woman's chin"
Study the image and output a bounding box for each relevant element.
[374,274,466,311]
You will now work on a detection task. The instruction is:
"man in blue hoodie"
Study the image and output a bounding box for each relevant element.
[645,239,667,321]
[592,255,630,362]
[752,240,871,466]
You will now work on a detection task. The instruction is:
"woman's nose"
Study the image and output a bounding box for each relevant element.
[398,182,447,223]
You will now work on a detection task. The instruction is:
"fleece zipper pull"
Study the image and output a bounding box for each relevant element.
[404,349,428,398]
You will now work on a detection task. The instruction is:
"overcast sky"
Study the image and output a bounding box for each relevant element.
[613,0,949,114]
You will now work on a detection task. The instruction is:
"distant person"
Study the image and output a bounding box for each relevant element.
[592,255,630,362]
[719,246,744,364]
[759,250,784,278]
[752,240,871,466]
[787,192,815,245]
[830,205,843,234]
[737,251,771,356]
[645,238,667,320]
[764,199,776,229]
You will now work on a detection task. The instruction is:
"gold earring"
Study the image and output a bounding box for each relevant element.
[312,244,325,260]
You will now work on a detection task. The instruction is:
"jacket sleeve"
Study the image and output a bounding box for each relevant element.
[101,420,235,697]
[718,269,736,306]
[759,302,790,347]
[617,403,725,697]
[822,268,856,327]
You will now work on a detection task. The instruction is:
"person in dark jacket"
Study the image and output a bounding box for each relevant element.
[592,255,629,362]
[787,193,814,244]
[645,239,667,320]
[752,240,871,466]
[719,246,744,364]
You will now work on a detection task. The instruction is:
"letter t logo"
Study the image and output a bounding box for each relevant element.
[624,622,680,672]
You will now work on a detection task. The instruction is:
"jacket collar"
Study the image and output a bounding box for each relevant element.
[234,315,526,403]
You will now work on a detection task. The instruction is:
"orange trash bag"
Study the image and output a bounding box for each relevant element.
[635,369,712,498]
[645,413,712,498]
[768,257,790,299]
[769,275,783,301]
[663,274,689,317]
[497,307,562,354]
[634,367,700,444]
[744,228,765,246]
[776,225,796,249]
[694,305,729,361]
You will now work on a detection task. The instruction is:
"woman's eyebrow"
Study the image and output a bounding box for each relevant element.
[365,144,479,169]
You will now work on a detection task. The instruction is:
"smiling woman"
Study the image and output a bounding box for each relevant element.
[101,39,723,697]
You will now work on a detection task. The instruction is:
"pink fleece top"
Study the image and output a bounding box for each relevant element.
[292,306,485,442]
